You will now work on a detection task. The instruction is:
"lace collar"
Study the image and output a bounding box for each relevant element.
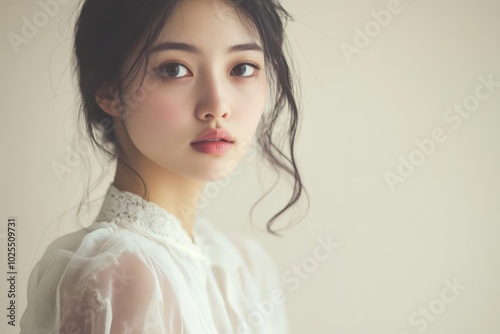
[93,184,206,259]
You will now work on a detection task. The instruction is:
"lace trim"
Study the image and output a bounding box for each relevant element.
[94,184,206,258]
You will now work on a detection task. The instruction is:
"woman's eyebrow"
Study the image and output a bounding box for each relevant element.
[150,41,263,54]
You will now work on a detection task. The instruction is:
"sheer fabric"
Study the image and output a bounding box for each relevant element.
[20,184,289,333]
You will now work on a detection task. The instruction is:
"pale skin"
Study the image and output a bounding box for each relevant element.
[96,0,268,242]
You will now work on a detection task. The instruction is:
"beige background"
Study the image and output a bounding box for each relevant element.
[1,0,499,333]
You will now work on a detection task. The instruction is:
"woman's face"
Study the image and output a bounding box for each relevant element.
[111,0,268,182]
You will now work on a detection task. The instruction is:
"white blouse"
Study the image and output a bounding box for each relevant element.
[20,184,289,333]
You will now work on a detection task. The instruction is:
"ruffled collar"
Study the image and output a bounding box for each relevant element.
[93,184,206,258]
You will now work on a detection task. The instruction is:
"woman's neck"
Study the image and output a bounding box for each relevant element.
[112,160,205,242]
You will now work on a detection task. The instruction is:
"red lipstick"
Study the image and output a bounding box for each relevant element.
[191,128,234,155]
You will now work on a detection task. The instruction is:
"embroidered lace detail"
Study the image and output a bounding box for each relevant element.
[59,272,108,329]
[94,184,205,258]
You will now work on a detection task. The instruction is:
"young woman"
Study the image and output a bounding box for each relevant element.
[20,0,307,332]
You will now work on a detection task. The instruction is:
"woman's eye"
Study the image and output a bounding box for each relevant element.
[156,62,260,79]
[157,63,191,78]
[231,63,260,77]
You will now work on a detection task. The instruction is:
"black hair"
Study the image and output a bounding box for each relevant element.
[73,0,309,236]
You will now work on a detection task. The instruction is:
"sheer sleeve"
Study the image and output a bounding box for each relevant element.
[58,251,182,334]
[21,225,211,334]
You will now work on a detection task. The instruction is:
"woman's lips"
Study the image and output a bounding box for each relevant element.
[192,128,234,144]
[191,128,234,155]
[191,140,233,155]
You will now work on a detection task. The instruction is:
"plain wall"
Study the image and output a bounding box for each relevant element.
[1,0,499,333]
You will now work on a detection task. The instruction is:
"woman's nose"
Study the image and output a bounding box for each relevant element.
[195,75,231,121]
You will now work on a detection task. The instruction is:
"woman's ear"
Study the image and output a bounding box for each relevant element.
[95,82,122,118]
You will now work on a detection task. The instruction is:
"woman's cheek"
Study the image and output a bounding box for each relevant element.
[128,99,182,155]
[238,97,265,125]
[142,94,185,130]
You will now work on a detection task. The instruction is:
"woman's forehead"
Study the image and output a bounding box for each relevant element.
[156,0,260,47]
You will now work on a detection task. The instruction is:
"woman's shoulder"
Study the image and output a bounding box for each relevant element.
[32,221,162,286]
[21,222,163,333]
